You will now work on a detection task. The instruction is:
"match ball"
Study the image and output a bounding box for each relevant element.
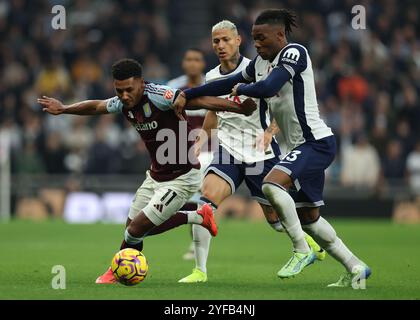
[111,248,148,286]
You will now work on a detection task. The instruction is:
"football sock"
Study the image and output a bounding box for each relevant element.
[269,220,285,232]
[120,228,144,252]
[303,217,363,272]
[192,224,211,273]
[120,239,143,252]
[262,183,310,253]
[191,197,218,274]
[124,228,144,245]
[184,210,204,224]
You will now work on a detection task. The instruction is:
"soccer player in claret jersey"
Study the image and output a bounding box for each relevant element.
[38,58,257,284]
[174,10,371,287]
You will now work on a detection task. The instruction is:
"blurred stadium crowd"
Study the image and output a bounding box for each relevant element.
[0,0,419,198]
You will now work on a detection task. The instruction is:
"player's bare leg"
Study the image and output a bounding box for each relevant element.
[262,169,316,278]
[298,207,371,287]
[260,203,284,231]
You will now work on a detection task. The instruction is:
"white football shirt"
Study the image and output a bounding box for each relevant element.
[242,43,333,154]
[206,56,280,163]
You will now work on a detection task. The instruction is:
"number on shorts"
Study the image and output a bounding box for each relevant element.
[285,150,301,162]
[160,189,178,206]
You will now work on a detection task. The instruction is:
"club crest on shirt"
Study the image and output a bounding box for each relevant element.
[164,89,174,100]
[143,103,152,117]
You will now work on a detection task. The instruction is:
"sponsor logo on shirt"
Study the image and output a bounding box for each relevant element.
[281,47,300,65]
[133,121,158,131]
[164,89,174,100]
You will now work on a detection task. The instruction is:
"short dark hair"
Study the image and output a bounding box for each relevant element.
[255,9,297,35]
[111,58,143,80]
[185,48,205,57]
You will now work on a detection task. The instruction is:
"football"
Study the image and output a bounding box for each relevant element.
[111,248,148,286]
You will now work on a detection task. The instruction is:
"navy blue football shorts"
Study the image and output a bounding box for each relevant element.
[271,135,337,208]
[204,145,280,205]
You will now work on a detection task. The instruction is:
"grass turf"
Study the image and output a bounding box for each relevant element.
[0,218,419,300]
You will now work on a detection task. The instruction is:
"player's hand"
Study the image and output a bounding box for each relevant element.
[173,91,187,120]
[194,141,202,158]
[230,83,242,97]
[239,98,257,116]
[37,96,65,115]
[254,130,273,151]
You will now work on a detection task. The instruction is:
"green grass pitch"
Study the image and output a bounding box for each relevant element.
[1,218,419,300]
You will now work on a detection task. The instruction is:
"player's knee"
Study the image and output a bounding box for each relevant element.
[261,182,283,201]
[261,183,271,198]
[201,182,227,204]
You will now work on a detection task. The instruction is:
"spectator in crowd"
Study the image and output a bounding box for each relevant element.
[341,134,381,189]
[381,140,407,185]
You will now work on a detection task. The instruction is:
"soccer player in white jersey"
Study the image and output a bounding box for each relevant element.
[38,58,257,284]
[175,10,371,287]
[176,20,325,284]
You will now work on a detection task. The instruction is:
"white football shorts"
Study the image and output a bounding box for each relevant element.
[128,168,201,225]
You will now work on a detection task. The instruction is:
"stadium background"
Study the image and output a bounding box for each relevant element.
[0,0,420,301]
[1,0,419,222]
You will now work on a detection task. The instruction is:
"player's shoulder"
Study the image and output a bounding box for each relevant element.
[205,65,222,82]
[167,75,188,89]
[206,56,252,82]
[144,82,177,103]
[240,56,252,66]
[279,43,308,62]
[144,82,168,95]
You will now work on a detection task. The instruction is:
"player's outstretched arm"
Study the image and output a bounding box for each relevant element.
[172,72,249,118]
[186,96,256,116]
[184,71,249,100]
[37,96,109,115]
[232,67,291,98]
[193,111,218,157]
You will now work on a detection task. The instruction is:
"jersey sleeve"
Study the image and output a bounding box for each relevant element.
[146,84,180,111]
[106,96,124,113]
[241,56,257,82]
[277,44,308,78]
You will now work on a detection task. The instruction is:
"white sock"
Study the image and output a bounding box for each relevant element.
[303,217,364,272]
[124,228,143,245]
[269,220,285,232]
[192,224,211,273]
[179,210,204,225]
[262,183,310,253]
